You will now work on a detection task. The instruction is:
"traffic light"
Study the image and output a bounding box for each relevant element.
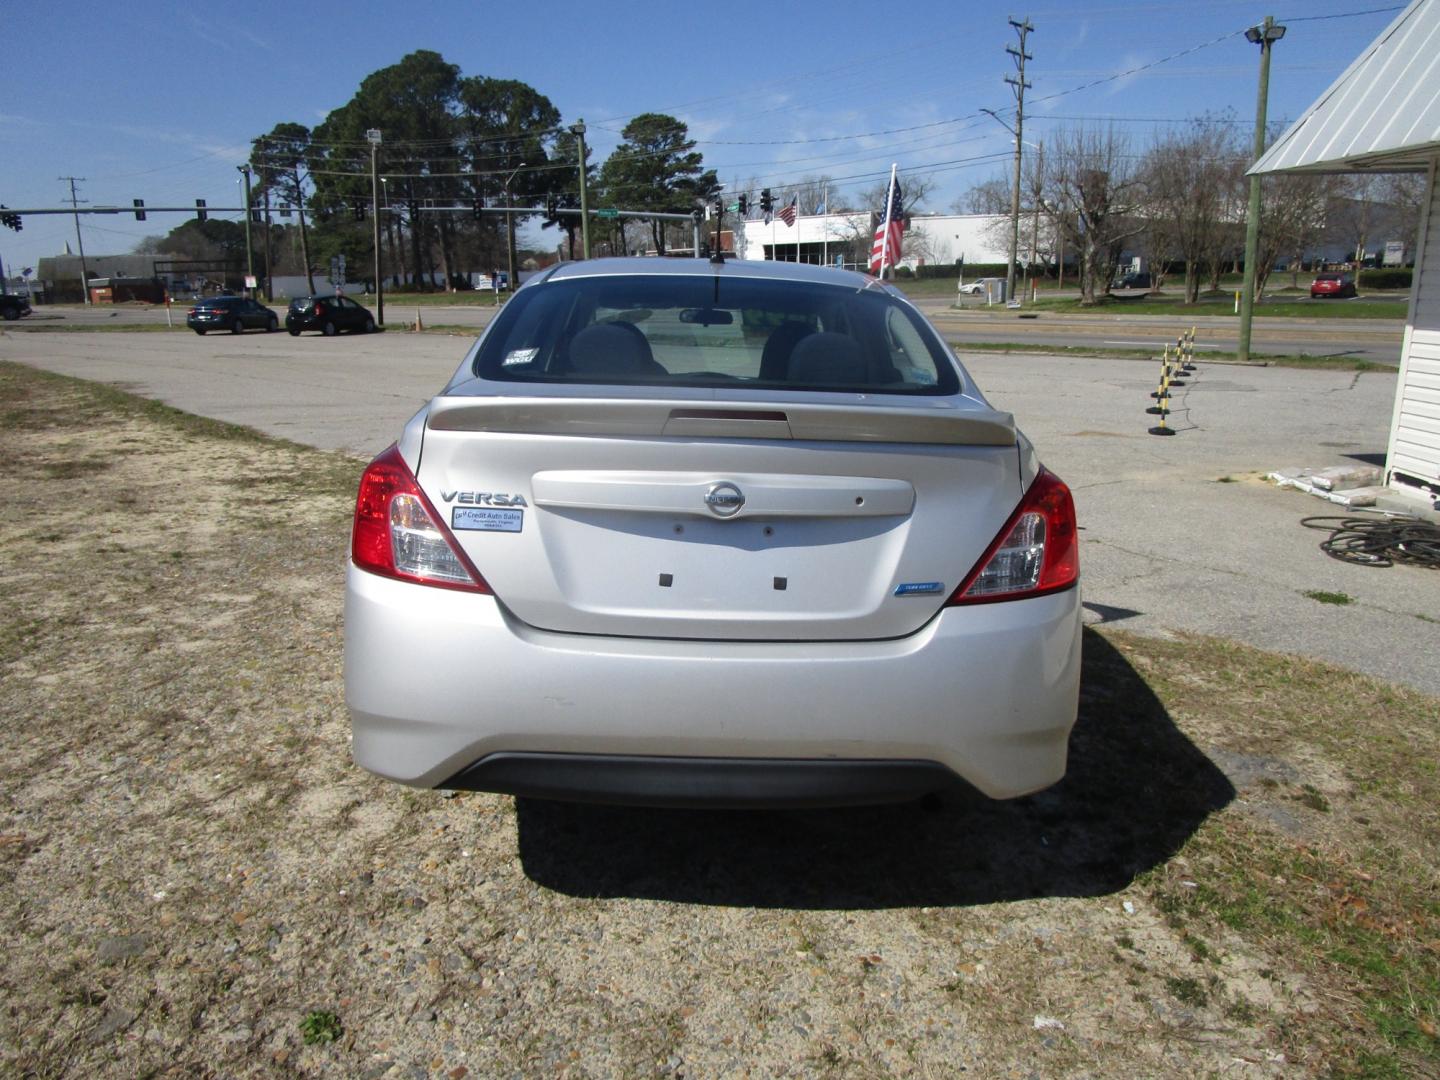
[1,207,21,232]
[195,198,207,223]
[759,188,773,214]
[713,195,724,221]
[279,204,292,219]
[737,194,748,216]
[250,207,263,224]
[472,199,484,221]
[132,199,146,222]
[546,193,558,219]
[352,200,367,222]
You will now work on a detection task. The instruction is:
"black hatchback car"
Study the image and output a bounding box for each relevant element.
[187,296,279,335]
[286,295,376,336]
[1,294,33,321]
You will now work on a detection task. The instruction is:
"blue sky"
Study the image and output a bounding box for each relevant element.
[0,0,1406,275]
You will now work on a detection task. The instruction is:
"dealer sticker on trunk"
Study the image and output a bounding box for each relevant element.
[452,507,523,533]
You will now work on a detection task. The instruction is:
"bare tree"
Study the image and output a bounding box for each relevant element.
[1141,117,1246,302]
[1328,173,1384,264]
[1255,172,1329,296]
[954,176,1011,215]
[1041,125,1145,304]
[1380,173,1427,258]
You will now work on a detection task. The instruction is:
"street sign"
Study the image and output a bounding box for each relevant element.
[596,208,619,219]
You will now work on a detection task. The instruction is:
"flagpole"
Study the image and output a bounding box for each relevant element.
[795,197,801,264]
[880,163,898,280]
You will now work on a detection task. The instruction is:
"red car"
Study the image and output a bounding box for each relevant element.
[1311,273,1357,299]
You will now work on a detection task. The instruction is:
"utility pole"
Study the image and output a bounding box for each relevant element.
[237,165,254,294]
[60,176,91,304]
[1238,16,1286,363]
[368,129,383,326]
[572,120,591,259]
[262,182,273,302]
[503,161,526,300]
[1004,17,1034,307]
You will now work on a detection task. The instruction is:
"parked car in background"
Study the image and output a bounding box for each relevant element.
[186,296,279,335]
[1112,272,1152,290]
[956,280,986,295]
[0,294,32,321]
[286,295,376,336]
[346,258,1082,809]
[1311,272,1357,299]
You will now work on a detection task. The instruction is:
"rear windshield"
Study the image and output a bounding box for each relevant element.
[289,298,316,313]
[470,273,961,395]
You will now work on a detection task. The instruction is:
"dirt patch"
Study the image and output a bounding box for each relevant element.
[1,361,1436,1077]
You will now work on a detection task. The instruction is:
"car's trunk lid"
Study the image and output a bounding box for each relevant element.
[417,393,1021,641]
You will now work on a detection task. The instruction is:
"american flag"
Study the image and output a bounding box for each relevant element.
[778,195,798,227]
[868,172,904,275]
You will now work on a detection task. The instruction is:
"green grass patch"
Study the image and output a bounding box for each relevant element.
[299,1010,342,1045]
[946,341,1388,371]
[1018,295,1407,319]
[1304,589,1355,606]
[1118,629,1440,1073]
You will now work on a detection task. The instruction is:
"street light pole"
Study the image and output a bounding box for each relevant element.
[1238,16,1285,364]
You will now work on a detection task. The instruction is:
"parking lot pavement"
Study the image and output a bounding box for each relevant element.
[4,330,1437,695]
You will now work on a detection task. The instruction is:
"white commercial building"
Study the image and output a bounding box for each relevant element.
[1252,0,1440,504]
[738,212,1011,270]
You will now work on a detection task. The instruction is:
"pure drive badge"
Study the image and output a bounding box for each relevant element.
[894,582,945,596]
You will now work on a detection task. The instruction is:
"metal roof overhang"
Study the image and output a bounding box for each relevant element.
[1249,0,1440,177]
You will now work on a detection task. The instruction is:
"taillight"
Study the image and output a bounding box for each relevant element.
[351,444,491,593]
[948,469,1078,605]
[314,303,325,316]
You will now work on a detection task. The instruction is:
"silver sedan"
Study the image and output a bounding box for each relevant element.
[345,258,1080,808]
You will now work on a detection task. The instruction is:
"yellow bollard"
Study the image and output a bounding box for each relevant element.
[1148,345,1171,413]
[414,307,423,333]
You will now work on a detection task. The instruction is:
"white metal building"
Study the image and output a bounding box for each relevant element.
[738,212,1011,269]
[1252,0,1440,500]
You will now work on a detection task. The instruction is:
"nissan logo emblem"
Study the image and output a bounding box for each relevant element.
[704,482,745,517]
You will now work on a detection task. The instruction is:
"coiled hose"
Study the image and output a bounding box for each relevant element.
[1300,514,1440,569]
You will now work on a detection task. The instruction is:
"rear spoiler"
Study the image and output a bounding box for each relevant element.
[425,396,1016,446]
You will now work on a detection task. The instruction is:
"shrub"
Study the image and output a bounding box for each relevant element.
[1358,268,1412,290]
[915,263,1010,280]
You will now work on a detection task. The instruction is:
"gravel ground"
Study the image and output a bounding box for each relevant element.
[2,362,1435,1078]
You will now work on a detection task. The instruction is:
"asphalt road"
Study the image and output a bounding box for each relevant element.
[4,328,1435,696]
[14,298,1407,363]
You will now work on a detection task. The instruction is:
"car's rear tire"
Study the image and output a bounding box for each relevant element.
[2,309,19,321]
[231,318,244,334]
[193,328,206,335]
[364,316,375,333]
[322,320,338,337]
[288,328,301,336]
[267,315,279,332]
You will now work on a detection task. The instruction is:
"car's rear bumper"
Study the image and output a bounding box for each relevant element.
[345,563,1082,804]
